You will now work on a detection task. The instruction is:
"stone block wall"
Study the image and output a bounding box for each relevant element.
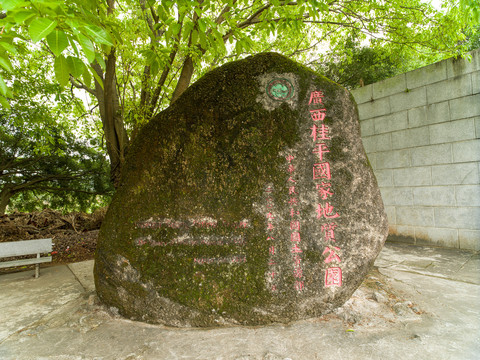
[351,48,480,250]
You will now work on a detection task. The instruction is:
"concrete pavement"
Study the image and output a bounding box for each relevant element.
[0,242,479,360]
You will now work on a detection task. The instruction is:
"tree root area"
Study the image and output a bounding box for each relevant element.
[0,208,104,273]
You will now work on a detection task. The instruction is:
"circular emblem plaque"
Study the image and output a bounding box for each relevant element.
[266,78,294,101]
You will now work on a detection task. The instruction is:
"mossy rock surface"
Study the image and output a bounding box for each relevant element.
[94,52,388,327]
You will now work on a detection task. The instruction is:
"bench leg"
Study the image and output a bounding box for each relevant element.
[35,253,40,278]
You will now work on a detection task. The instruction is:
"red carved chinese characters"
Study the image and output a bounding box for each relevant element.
[309,90,324,105]
[310,109,327,122]
[321,223,337,242]
[286,154,305,292]
[312,143,330,161]
[313,162,331,180]
[265,185,279,293]
[317,183,334,200]
[310,124,331,141]
[322,246,341,263]
[325,267,342,287]
[316,203,340,219]
[308,90,343,288]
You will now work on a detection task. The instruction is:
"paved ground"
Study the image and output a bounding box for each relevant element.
[0,242,479,360]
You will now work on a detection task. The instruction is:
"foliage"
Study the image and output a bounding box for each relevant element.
[312,37,437,90]
[0,46,112,215]
[0,0,476,187]
[0,114,113,214]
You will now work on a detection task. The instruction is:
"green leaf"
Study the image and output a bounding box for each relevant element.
[199,31,207,50]
[29,18,58,43]
[0,53,13,72]
[150,59,159,76]
[54,55,70,87]
[2,0,23,11]
[0,41,17,54]
[82,25,113,46]
[90,67,104,89]
[198,19,206,32]
[0,95,10,109]
[0,75,8,97]
[191,29,198,46]
[77,34,95,63]
[69,37,80,56]
[142,49,156,64]
[14,10,36,24]
[47,30,69,56]
[66,56,85,78]
[95,53,106,71]
[83,68,92,88]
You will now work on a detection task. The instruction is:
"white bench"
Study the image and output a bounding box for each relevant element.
[0,238,53,278]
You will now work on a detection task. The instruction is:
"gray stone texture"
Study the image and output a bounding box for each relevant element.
[373,74,406,99]
[453,139,480,162]
[357,97,390,118]
[411,143,452,166]
[426,73,472,104]
[446,48,480,78]
[352,48,480,250]
[406,60,447,89]
[455,185,480,206]
[390,87,427,113]
[473,71,480,94]
[414,227,458,247]
[94,53,388,327]
[413,186,456,206]
[376,149,410,169]
[360,118,374,137]
[391,126,430,149]
[434,207,480,230]
[449,94,480,120]
[431,163,479,185]
[392,167,432,187]
[374,111,408,134]
[396,206,434,227]
[352,83,373,104]
[362,133,392,153]
[426,102,450,125]
[374,169,393,187]
[429,118,476,144]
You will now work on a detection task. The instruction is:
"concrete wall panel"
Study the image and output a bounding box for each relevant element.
[351,48,480,249]
[411,143,452,166]
[390,87,427,113]
[431,163,479,185]
[429,119,476,144]
[406,61,447,89]
[426,74,472,104]
[449,94,480,120]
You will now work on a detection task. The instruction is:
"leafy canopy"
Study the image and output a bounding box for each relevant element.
[0,0,476,110]
[0,44,112,214]
[0,0,477,190]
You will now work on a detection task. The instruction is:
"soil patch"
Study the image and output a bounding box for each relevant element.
[0,208,104,274]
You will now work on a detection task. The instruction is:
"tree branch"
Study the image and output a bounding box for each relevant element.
[147,15,184,115]
[70,76,96,96]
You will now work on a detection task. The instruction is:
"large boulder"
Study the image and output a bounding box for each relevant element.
[94,52,388,327]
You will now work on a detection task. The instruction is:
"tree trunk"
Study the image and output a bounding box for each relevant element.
[0,187,13,215]
[93,51,129,188]
[170,56,194,103]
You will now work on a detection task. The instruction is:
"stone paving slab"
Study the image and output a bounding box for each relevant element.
[374,243,480,284]
[0,264,85,343]
[0,243,479,360]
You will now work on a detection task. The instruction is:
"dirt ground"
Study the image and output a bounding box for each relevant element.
[0,208,104,274]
